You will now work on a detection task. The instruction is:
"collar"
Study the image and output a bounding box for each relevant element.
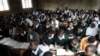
[32,46,39,55]
[46,25,51,28]
[48,34,54,39]
[58,35,65,40]
[35,24,39,28]
[68,27,74,30]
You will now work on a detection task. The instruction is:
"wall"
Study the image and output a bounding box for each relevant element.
[0,0,100,16]
[38,0,100,11]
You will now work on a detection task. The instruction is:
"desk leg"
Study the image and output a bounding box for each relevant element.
[20,50,25,56]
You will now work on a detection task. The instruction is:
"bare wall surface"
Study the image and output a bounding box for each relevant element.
[38,0,100,11]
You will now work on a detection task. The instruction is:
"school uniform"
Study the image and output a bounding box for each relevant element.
[43,25,52,33]
[34,24,43,34]
[74,29,84,37]
[54,34,69,47]
[65,27,74,35]
[23,47,43,56]
[27,32,39,43]
[69,43,80,52]
[42,34,55,45]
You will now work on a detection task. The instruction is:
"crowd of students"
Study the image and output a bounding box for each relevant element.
[0,7,100,56]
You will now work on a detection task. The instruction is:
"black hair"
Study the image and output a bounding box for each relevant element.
[85,45,97,53]
[30,40,39,46]
[43,51,53,56]
[87,36,96,43]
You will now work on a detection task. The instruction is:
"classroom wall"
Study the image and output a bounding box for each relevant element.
[37,0,100,11]
[0,0,100,16]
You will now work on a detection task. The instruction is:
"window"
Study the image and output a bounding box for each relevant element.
[22,0,32,8]
[0,0,9,11]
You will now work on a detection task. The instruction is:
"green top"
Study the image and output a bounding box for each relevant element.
[54,35,69,47]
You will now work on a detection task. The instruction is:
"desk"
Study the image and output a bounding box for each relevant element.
[8,47,26,56]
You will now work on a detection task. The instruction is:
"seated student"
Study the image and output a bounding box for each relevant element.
[65,22,74,35]
[26,27,40,43]
[54,30,69,48]
[86,23,98,37]
[69,38,80,53]
[79,19,88,34]
[43,20,52,33]
[51,15,59,32]
[76,45,97,56]
[74,27,84,39]
[17,28,27,42]
[42,30,55,45]
[23,40,43,56]
[34,20,43,34]
[43,51,53,56]
[80,36,98,51]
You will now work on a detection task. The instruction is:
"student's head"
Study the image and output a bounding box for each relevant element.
[81,19,85,24]
[85,45,96,56]
[43,51,53,56]
[77,27,83,32]
[51,15,56,21]
[30,40,39,50]
[90,23,96,28]
[71,38,79,46]
[87,36,96,44]
[46,20,51,25]
[47,30,53,37]
[28,27,33,34]
[69,22,73,27]
[58,30,64,37]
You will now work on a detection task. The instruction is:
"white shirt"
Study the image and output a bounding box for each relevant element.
[32,46,44,56]
[51,20,59,28]
[25,18,33,26]
[86,27,98,36]
[58,35,65,40]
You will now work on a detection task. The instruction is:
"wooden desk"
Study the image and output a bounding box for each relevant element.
[8,47,27,56]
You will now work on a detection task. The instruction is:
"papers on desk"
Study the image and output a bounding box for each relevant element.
[0,38,29,49]
[57,48,74,56]
[0,38,11,44]
[14,42,30,49]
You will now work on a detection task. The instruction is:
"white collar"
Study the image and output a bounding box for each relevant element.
[35,24,39,28]
[32,46,39,55]
[68,27,74,30]
[48,34,54,39]
[58,35,65,40]
[46,25,51,28]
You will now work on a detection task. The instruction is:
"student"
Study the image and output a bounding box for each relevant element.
[27,27,40,43]
[69,38,80,53]
[54,30,69,48]
[80,36,98,51]
[34,20,43,34]
[74,27,84,38]
[43,51,53,56]
[51,15,59,29]
[79,19,88,33]
[43,20,52,33]
[42,30,55,45]
[86,23,98,36]
[76,45,97,56]
[65,22,74,35]
[23,40,43,56]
